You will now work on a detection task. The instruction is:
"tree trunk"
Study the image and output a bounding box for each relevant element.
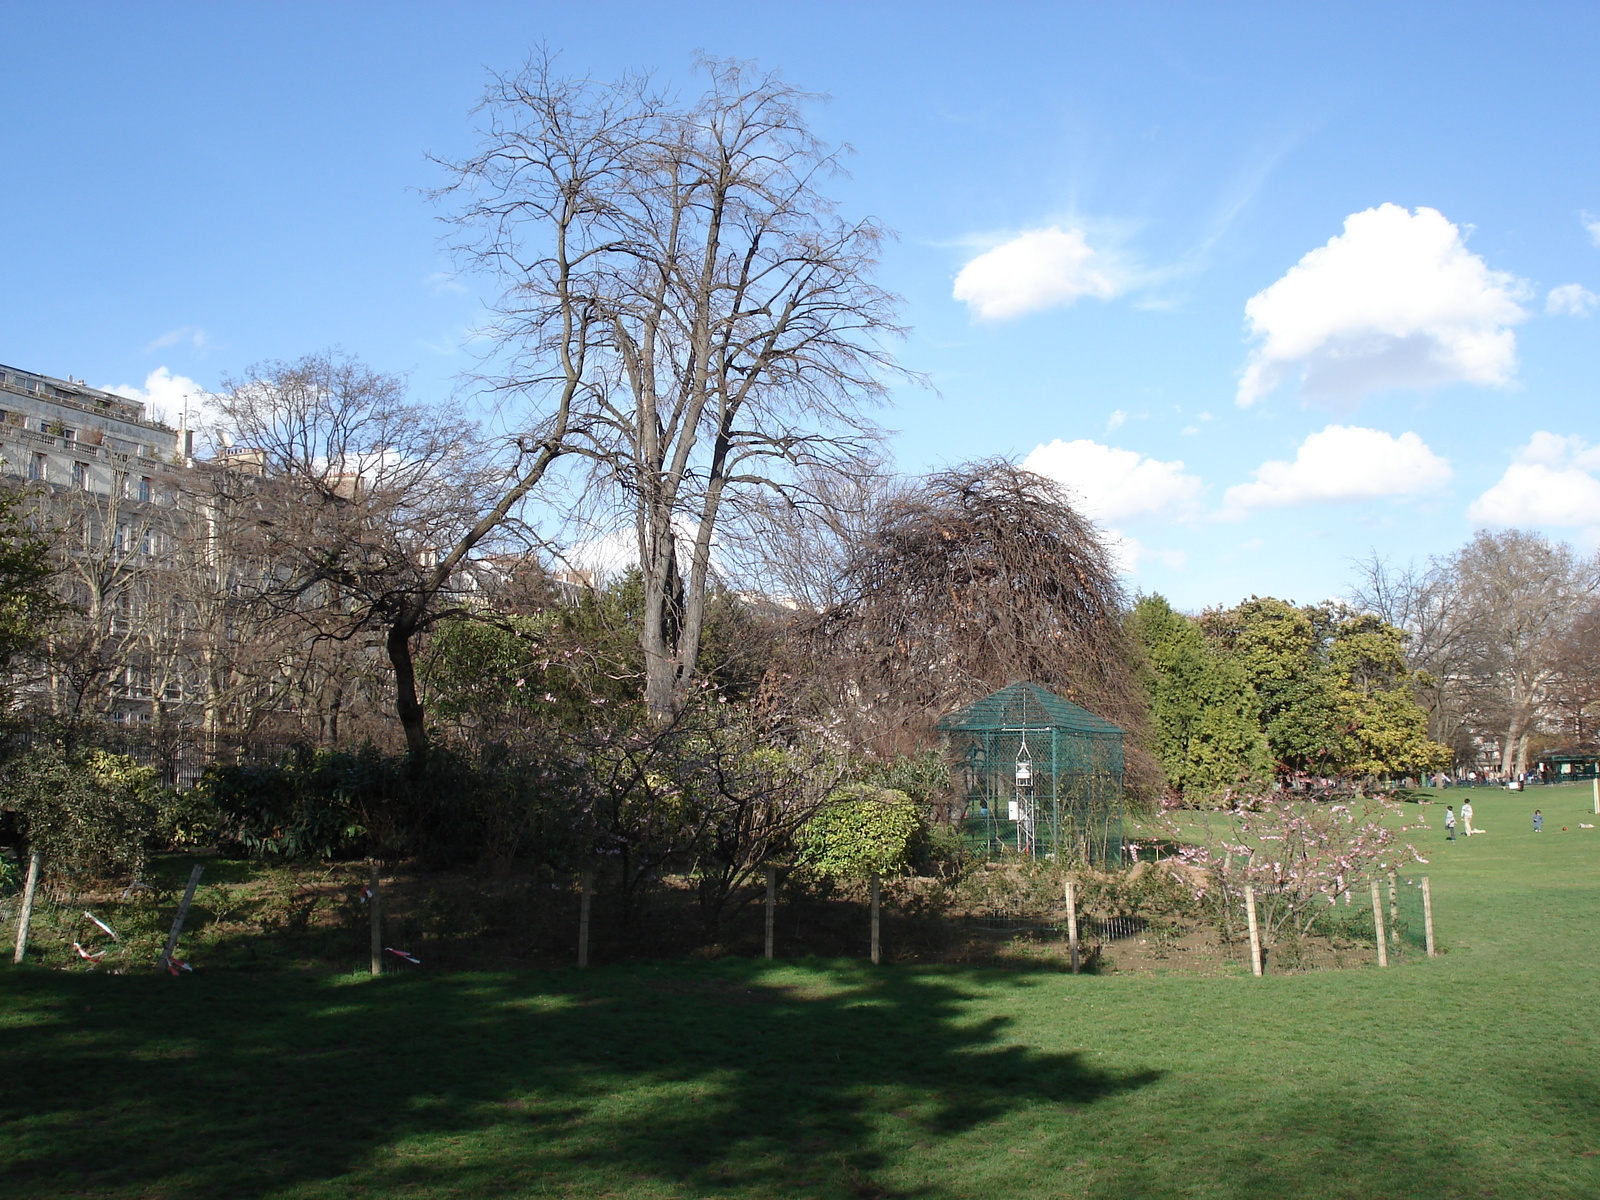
[641,523,685,723]
[386,620,428,761]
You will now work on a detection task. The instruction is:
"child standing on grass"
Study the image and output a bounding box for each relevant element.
[1534,809,1543,832]
[1445,805,1456,841]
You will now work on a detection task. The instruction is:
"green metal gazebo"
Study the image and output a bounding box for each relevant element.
[936,682,1125,864]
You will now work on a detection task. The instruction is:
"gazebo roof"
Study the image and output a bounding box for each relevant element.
[935,682,1124,737]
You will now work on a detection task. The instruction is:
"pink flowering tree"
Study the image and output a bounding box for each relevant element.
[1142,793,1427,953]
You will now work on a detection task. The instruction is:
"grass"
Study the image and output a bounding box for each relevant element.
[3,784,1599,1199]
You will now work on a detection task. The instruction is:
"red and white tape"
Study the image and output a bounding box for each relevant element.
[83,911,120,941]
[384,947,421,964]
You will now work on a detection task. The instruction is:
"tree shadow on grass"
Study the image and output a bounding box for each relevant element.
[0,960,1159,1199]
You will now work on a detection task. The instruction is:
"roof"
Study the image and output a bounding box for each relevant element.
[935,682,1124,737]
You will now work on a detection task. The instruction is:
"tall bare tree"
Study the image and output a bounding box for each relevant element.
[1547,604,1600,745]
[1452,530,1598,775]
[1353,530,1599,774]
[440,54,905,721]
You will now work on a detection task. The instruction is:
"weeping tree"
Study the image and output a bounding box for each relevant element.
[804,461,1154,789]
[439,53,905,722]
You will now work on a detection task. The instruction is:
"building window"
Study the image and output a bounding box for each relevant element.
[29,453,45,482]
[72,461,87,489]
[137,477,151,503]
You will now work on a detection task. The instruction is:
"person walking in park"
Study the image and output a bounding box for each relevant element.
[1534,809,1543,832]
[1461,798,1476,836]
[1445,805,1457,841]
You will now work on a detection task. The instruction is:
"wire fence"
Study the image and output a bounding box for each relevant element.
[2,861,1438,978]
[954,872,1435,975]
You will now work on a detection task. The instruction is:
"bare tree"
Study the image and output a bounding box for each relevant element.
[1353,530,1600,775]
[210,353,570,757]
[1453,530,1598,775]
[1547,604,1600,745]
[440,54,906,721]
[1350,553,1476,758]
[30,485,165,721]
[720,459,904,613]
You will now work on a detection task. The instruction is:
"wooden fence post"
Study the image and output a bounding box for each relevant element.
[1065,879,1080,974]
[159,863,205,972]
[1370,878,1388,967]
[1421,876,1436,958]
[11,850,42,965]
[1235,889,1260,979]
[869,871,881,965]
[368,862,383,977]
[764,866,776,961]
[577,870,592,969]
[1387,870,1399,950]
[1592,777,1598,816]
[1245,885,1262,977]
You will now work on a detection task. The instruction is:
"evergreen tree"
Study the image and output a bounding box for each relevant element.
[1128,595,1269,797]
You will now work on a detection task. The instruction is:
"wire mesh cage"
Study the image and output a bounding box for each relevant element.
[936,682,1125,864]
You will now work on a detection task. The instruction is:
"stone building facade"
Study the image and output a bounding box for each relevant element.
[0,362,188,500]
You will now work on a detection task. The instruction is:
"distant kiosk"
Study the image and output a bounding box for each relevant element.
[937,682,1125,864]
[1540,749,1600,781]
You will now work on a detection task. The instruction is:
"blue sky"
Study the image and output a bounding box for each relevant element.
[4,2,1597,610]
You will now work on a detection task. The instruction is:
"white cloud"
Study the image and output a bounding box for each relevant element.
[953,226,1124,320]
[1546,283,1598,316]
[1022,439,1199,577]
[1237,204,1529,408]
[1022,438,1203,524]
[1468,432,1600,529]
[1223,424,1452,513]
[1102,532,1187,575]
[1585,212,1600,249]
[102,367,207,424]
[561,529,638,579]
[1105,409,1127,433]
[143,326,209,353]
[425,271,468,296]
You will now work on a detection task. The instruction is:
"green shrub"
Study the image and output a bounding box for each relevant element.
[1,745,165,879]
[203,755,365,861]
[798,785,922,880]
[201,742,589,866]
[855,751,951,805]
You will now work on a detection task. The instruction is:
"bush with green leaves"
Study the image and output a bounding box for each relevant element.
[1,744,165,879]
[798,785,922,880]
[855,751,951,805]
[202,754,365,861]
[202,742,590,866]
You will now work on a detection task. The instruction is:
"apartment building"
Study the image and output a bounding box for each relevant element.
[0,362,188,501]
[0,362,202,731]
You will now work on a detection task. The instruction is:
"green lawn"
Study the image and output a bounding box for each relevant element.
[4,785,1598,1199]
